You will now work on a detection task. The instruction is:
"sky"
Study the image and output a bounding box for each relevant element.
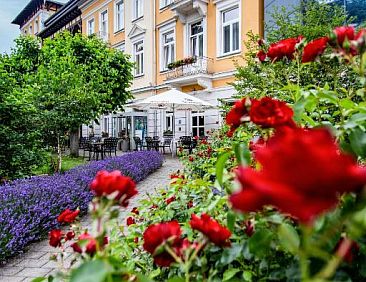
[0,0,68,54]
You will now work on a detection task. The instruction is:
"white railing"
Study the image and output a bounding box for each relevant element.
[165,56,213,80]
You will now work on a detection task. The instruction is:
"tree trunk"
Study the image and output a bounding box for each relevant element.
[57,134,62,172]
[70,128,80,157]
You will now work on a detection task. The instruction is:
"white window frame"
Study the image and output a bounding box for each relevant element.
[114,0,124,32]
[134,40,144,77]
[35,20,39,34]
[87,18,95,35]
[99,10,108,41]
[133,0,143,20]
[116,42,125,52]
[189,19,204,57]
[216,0,241,57]
[160,25,175,71]
[191,112,205,137]
[160,0,173,9]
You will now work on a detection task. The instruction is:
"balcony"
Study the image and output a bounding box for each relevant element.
[171,0,208,23]
[165,56,213,89]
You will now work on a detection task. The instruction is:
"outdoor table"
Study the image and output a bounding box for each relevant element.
[89,141,104,160]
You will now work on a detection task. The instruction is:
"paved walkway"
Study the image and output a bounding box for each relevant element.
[0,156,182,282]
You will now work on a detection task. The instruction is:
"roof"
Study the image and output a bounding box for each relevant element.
[12,0,64,26]
[38,0,81,38]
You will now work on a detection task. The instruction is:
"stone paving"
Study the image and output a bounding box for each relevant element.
[0,156,182,282]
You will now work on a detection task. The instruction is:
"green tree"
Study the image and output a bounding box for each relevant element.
[32,32,133,169]
[0,37,44,179]
[266,0,350,42]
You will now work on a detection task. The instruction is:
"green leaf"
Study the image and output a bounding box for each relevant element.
[167,277,185,282]
[278,223,300,254]
[350,127,366,158]
[227,211,236,232]
[219,243,243,265]
[242,270,253,282]
[216,151,231,187]
[248,229,273,257]
[70,259,113,282]
[339,99,355,110]
[223,268,241,281]
[31,278,47,282]
[234,143,251,166]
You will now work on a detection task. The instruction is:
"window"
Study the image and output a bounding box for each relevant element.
[160,0,172,9]
[100,10,108,40]
[221,6,239,55]
[115,0,124,32]
[162,30,175,70]
[104,117,109,134]
[134,0,143,19]
[190,21,203,57]
[134,41,144,76]
[29,25,33,34]
[117,43,125,52]
[192,112,205,137]
[35,20,39,34]
[87,18,95,35]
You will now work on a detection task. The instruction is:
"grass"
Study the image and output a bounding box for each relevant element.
[32,154,87,176]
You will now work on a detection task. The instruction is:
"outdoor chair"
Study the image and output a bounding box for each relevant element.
[144,137,156,151]
[133,136,143,151]
[178,136,194,154]
[159,137,172,154]
[103,137,118,157]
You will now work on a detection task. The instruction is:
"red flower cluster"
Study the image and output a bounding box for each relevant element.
[266,36,303,62]
[333,26,357,46]
[126,216,135,226]
[189,213,231,247]
[226,98,249,137]
[57,209,80,224]
[302,37,329,63]
[49,229,75,248]
[230,127,366,224]
[90,170,137,207]
[244,220,255,237]
[143,221,183,267]
[249,97,296,129]
[226,96,296,136]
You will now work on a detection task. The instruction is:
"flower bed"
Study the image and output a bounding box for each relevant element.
[0,151,163,262]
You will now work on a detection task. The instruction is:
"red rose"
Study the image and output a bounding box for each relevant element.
[57,209,80,224]
[302,37,329,63]
[335,237,360,263]
[131,207,139,215]
[189,213,231,247]
[249,97,296,129]
[193,136,199,141]
[65,231,75,241]
[230,128,366,224]
[226,98,249,137]
[49,229,63,248]
[134,237,139,244]
[256,50,267,62]
[127,216,136,226]
[267,36,302,62]
[165,195,176,205]
[72,233,108,255]
[90,170,137,207]
[333,26,355,46]
[143,221,183,267]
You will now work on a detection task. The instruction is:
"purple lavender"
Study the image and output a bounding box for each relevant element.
[0,151,163,262]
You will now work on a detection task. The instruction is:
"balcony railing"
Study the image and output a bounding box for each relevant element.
[165,56,213,80]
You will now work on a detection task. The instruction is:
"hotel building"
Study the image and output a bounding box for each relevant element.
[12,0,273,141]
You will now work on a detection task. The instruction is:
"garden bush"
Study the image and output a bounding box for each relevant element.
[0,151,163,262]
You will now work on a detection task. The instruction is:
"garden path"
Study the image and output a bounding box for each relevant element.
[0,156,182,282]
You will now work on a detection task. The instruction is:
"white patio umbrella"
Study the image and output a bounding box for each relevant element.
[128,89,215,138]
